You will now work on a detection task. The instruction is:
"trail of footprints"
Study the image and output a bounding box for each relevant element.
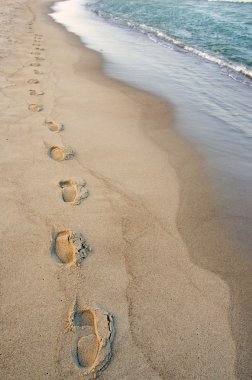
[26,22,115,378]
[27,32,43,112]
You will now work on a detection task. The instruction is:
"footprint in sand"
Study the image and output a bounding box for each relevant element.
[59,179,89,205]
[45,119,64,132]
[29,89,44,96]
[35,57,45,61]
[30,62,40,67]
[47,144,74,161]
[31,52,40,56]
[69,300,115,379]
[51,229,90,266]
[35,47,45,51]
[28,104,43,112]
[27,78,39,84]
[34,70,43,75]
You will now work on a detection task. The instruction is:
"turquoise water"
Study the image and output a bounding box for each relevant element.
[87,0,252,81]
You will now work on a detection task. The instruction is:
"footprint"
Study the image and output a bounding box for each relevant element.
[30,62,40,67]
[35,47,45,51]
[27,78,39,84]
[31,52,40,56]
[34,70,43,75]
[29,89,44,96]
[45,119,64,132]
[51,229,91,265]
[28,104,43,112]
[47,144,74,161]
[35,57,45,61]
[59,179,89,205]
[69,300,115,379]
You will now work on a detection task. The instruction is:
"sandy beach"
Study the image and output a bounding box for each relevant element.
[1,0,252,379]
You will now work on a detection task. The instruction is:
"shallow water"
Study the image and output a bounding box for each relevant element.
[50,0,252,257]
[87,0,252,81]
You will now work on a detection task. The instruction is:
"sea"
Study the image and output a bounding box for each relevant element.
[50,0,252,256]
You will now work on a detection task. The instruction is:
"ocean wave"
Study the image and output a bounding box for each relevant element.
[89,8,252,82]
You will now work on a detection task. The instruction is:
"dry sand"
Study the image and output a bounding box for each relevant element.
[0,0,252,379]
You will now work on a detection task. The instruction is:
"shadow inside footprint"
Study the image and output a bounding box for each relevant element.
[69,300,115,378]
[51,229,90,265]
[61,181,76,203]
[59,179,89,205]
[76,311,99,369]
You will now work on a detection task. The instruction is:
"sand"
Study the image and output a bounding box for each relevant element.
[0,0,252,379]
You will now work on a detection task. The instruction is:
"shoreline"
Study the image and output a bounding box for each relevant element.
[50,0,252,261]
[0,0,251,378]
